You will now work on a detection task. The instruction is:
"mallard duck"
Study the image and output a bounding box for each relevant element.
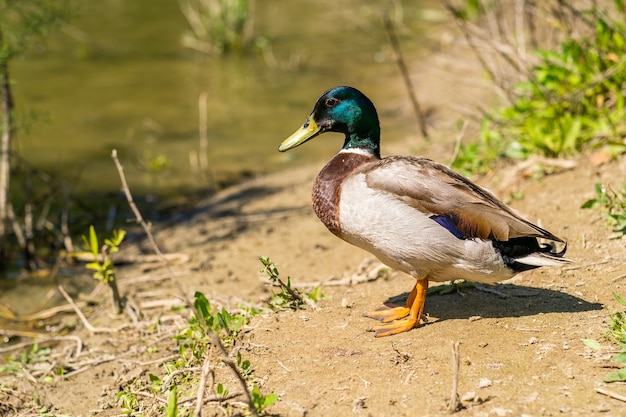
[278,86,570,337]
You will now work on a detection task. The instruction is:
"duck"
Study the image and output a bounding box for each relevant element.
[278,86,570,337]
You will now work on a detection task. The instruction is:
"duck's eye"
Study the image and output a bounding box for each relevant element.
[325,98,339,108]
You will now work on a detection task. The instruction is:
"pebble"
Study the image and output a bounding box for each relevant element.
[479,378,492,388]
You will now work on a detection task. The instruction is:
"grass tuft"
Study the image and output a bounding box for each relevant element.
[581,182,626,239]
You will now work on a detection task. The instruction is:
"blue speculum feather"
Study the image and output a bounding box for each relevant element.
[430,215,466,240]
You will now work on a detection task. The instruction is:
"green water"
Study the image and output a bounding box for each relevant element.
[1,0,444,320]
[12,0,441,197]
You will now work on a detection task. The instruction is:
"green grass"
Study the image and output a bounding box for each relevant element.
[581,182,626,239]
[604,294,626,382]
[584,294,626,382]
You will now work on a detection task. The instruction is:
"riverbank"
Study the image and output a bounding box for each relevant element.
[3,18,626,417]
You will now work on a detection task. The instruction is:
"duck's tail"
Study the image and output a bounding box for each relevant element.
[495,238,570,272]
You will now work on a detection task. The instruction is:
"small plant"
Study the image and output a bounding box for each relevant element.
[0,343,51,376]
[251,385,278,415]
[237,351,252,377]
[76,226,126,314]
[259,256,324,310]
[584,294,626,382]
[215,383,229,399]
[115,391,140,416]
[581,183,626,239]
[428,280,475,296]
[166,292,277,415]
[192,292,249,344]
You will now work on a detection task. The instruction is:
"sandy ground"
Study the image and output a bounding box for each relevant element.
[2,25,626,417]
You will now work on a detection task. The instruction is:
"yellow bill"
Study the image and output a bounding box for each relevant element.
[278,116,321,152]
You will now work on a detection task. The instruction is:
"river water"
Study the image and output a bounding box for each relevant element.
[12,0,442,196]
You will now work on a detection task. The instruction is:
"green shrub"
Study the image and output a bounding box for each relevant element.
[451,0,626,175]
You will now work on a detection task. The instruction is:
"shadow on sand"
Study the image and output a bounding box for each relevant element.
[380,283,603,323]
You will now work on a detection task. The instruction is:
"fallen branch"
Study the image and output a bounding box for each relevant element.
[194,350,214,417]
[58,285,117,333]
[595,387,626,403]
[293,258,390,289]
[73,252,190,265]
[0,335,83,357]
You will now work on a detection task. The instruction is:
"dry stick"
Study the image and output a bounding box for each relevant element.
[382,12,428,140]
[447,341,462,413]
[444,2,516,105]
[194,351,214,417]
[197,91,214,187]
[110,149,258,417]
[0,53,12,256]
[595,387,626,403]
[57,285,117,333]
[447,120,470,168]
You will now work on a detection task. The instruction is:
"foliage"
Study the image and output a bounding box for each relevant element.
[115,391,141,416]
[178,0,254,55]
[0,0,72,62]
[165,292,279,415]
[450,119,508,176]
[259,256,324,310]
[581,183,626,239]
[0,343,50,372]
[428,280,475,296]
[450,0,626,176]
[191,291,252,344]
[581,294,626,382]
[251,385,278,414]
[0,0,73,269]
[79,226,126,283]
[75,226,126,314]
[166,387,178,417]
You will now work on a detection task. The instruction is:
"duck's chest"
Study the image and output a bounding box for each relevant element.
[312,152,375,237]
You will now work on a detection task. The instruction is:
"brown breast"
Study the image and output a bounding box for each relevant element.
[312,151,377,237]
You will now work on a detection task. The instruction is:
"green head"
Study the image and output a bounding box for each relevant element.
[278,86,381,158]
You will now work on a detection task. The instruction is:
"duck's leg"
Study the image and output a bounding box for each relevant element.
[368,279,429,337]
[364,285,417,322]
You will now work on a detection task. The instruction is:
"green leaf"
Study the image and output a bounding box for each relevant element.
[612,352,626,363]
[166,387,177,417]
[88,225,99,257]
[216,383,229,398]
[582,338,604,350]
[149,373,162,392]
[614,293,626,307]
[603,368,626,383]
[581,198,598,209]
[193,292,213,323]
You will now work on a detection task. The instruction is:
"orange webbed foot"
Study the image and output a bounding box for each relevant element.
[364,304,411,322]
[365,279,428,337]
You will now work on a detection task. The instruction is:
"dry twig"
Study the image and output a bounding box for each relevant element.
[447,341,463,413]
[595,387,626,403]
[447,120,470,167]
[194,350,214,417]
[57,285,117,333]
[382,11,428,139]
